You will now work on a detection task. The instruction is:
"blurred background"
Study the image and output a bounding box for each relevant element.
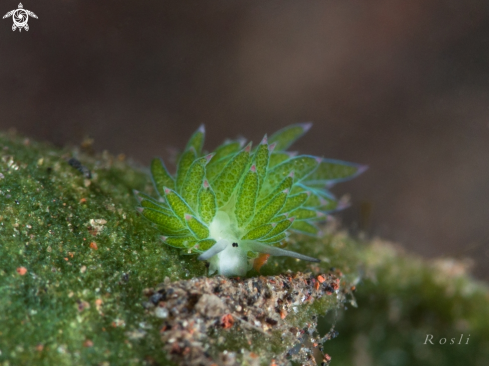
[1,0,488,279]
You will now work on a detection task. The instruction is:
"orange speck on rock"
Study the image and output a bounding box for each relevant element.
[315,281,320,290]
[16,267,27,275]
[95,298,103,311]
[317,275,325,283]
[89,242,98,250]
[221,314,234,329]
[280,309,287,319]
[83,339,93,347]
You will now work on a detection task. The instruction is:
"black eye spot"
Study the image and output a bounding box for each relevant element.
[232,243,238,248]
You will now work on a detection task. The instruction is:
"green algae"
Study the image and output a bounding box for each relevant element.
[1,131,488,366]
[0,132,203,365]
[324,241,489,366]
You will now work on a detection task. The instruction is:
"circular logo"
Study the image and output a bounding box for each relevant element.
[12,9,28,28]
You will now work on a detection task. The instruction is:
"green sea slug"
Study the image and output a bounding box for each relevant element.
[135,123,366,276]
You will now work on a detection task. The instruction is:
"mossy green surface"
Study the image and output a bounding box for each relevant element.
[1,131,488,366]
[324,241,489,366]
[0,132,205,365]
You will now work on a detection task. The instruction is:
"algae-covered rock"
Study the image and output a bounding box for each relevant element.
[0,131,198,365]
[325,241,489,366]
[0,131,357,365]
[1,131,488,366]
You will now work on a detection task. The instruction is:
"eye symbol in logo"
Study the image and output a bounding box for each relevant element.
[3,3,38,32]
